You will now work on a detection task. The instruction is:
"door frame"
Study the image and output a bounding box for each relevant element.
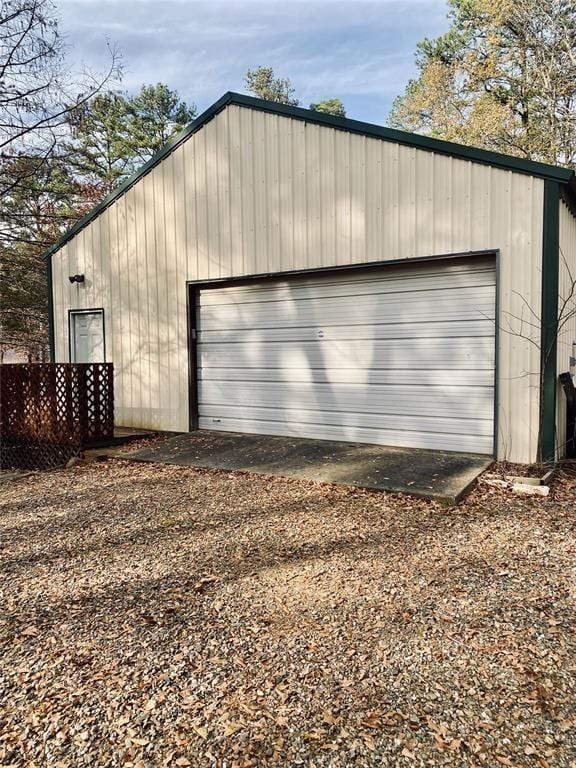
[68,308,106,363]
[186,248,500,456]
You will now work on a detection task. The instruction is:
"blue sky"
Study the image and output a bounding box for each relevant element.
[59,0,450,125]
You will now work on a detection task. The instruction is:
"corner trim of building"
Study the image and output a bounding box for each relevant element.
[540,179,560,463]
[47,257,55,362]
[187,284,199,431]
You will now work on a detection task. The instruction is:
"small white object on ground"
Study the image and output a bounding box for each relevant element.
[512,483,549,496]
[506,475,541,486]
[483,478,510,489]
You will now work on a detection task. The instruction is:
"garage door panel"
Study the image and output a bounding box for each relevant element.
[198,380,493,419]
[195,257,496,454]
[197,416,494,454]
[200,404,494,437]
[198,287,495,330]
[199,319,495,344]
[198,263,495,307]
[198,338,494,370]
[198,367,495,387]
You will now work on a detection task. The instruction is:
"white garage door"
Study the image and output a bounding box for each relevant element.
[196,256,496,454]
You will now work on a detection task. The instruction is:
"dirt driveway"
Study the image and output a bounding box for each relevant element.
[1,459,575,767]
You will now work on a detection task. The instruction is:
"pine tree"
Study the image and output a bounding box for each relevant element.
[389,0,576,167]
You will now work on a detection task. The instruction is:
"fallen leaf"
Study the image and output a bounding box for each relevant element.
[449,738,462,751]
[223,722,242,737]
[360,714,381,729]
[191,725,208,740]
[193,576,218,592]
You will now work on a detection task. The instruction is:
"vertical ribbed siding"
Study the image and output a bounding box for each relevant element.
[51,104,545,462]
[557,202,576,456]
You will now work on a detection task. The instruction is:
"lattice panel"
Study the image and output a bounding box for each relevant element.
[0,363,114,470]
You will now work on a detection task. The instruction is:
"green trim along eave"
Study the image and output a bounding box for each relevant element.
[43,90,575,263]
[46,255,55,362]
[540,179,561,464]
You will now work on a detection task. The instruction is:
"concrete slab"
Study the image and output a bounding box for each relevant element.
[123,430,492,504]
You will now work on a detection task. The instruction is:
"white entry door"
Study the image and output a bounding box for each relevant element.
[196,256,496,455]
[70,310,105,363]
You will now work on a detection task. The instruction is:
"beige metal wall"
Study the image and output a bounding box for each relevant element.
[51,104,545,463]
[557,201,576,457]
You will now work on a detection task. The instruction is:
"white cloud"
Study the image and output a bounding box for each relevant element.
[58,0,449,121]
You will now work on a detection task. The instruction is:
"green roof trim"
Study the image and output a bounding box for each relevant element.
[43,90,575,262]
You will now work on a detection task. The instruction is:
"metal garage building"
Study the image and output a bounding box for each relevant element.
[45,92,576,465]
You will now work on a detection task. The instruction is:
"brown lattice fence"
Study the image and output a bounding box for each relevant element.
[0,363,114,470]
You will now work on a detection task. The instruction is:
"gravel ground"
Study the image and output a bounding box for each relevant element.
[1,458,575,768]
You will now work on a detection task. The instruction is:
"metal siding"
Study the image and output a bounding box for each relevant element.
[228,105,244,278]
[98,211,112,367]
[116,194,130,424]
[163,154,178,427]
[50,104,544,462]
[132,173,146,427]
[252,111,268,275]
[334,130,351,265]
[292,118,308,271]
[125,188,138,422]
[141,172,156,424]
[174,145,189,430]
[557,202,576,456]
[197,258,496,453]
[238,107,254,274]
[193,125,209,279]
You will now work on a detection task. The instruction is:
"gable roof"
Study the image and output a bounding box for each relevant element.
[44,91,576,261]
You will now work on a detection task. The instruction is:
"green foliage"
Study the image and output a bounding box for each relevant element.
[0,0,111,357]
[67,92,133,197]
[309,98,346,117]
[1,74,196,358]
[244,66,300,106]
[67,84,196,197]
[127,83,197,163]
[244,66,347,119]
[388,0,576,167]
[0,156,80,358]
[1,4,197,358]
